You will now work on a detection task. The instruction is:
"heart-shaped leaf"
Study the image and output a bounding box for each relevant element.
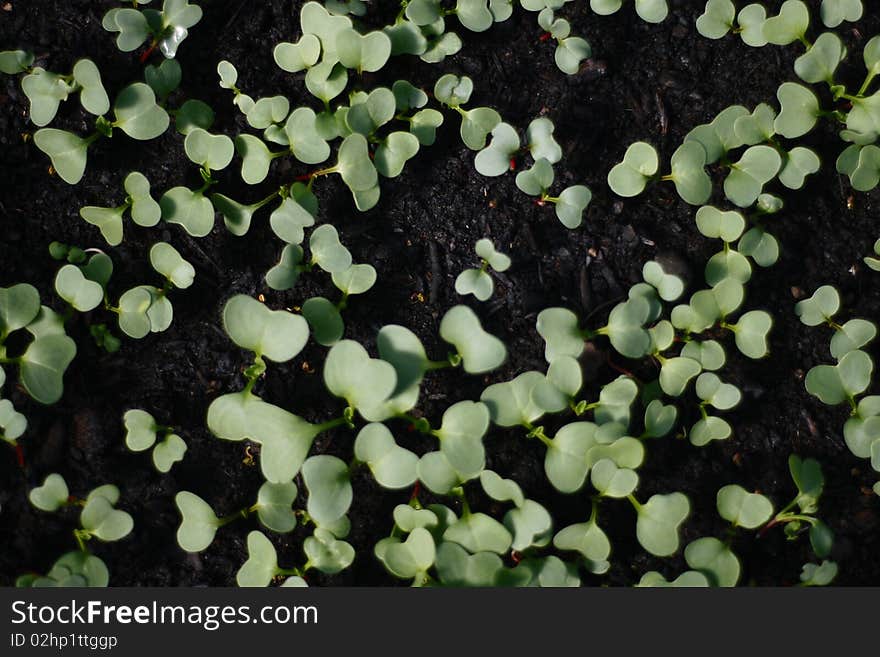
[124,409,158,452]
[440,305,507,373]
[303,455,352,526]
[775,82,820,139]
[152,433,187,473]
[354,423,418,489]
[635,492,690,556]
[19,334,76,404]
[236,531,279,587]
[81,495,133,542]
[114,83,169,140]
[607,141,659,197]
[223,295,309,362]
[684,537,741,586]
[716,484,774,528]
[29,473,69,512]
[324,340,397,412]
[304,528,355,574]
[795,285,839,326]
[33,129,90,185]
[55,264,103,312]
[160,186,215,237]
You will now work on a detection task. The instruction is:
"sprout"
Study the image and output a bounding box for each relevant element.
[474,122,519,176]
[685,105,748,164]
[737,4,768,47]
[378,528,437,582]
[696,0,735,39]
[637,570,709,587]
[124,408,187,472]
[607,141,658,197]
[633,492,690,557]
[762,0,810,46]
[684,537,741,586]
[695,206,746,244]
[32,129,93,185]
[223,295,309,363]
[145,58,182,100]
[734,103,776,147]
[775,82,820,139]
[723,145,782,208]
[354,423,418,489]
[536,308,586,362]
[0,49,33,74]
[668,142,712,205]
[113,82,170,140]
[800,560,838,586]
[17,551,109,588]
[716,484,774,529]
[795,33,845,85]
[324,340,397,414]
[439,305,507,373]
[537,8,592,75]
[336,28,392,73]
[443,511,512,555]
[270,186,317,245]
[150,242,195,289]
[79,486,134,543]
[455,238,511,301]
[79,172,161,245]
[779,147,821,190]
[22,67,77,127]
[590,0,668,23]
[795,285,840,326]
[805,349,873,405]
[303,528,355,574]
[29,473,70,512]
[102,0,203,58]
[302,455,353,526]
[274,35,322,73]
[820,0,862,28]
[55,265,103,312]
[175,491,222,552]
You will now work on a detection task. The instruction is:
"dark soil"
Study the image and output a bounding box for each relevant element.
[1,0,879,586]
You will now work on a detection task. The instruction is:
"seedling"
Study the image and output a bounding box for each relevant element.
[79,172,161,246]
[590,0,669,24]
[455,238,511,301]
[123,409,187,473]
[16,551,109,588]
[102,0,203,59]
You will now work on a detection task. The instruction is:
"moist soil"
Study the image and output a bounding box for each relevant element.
[1,0,879,586]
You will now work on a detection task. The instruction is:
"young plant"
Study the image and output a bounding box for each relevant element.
[103,0,203,59]
[454,238,511,301]
[124,409,188,473]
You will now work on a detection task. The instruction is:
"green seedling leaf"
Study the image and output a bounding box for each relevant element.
[254,482,299,533]
[417,451,462,495]
[434,400,489,479]
[724,145,782,208]
[332,264,376,297]
[72,59,109,116]
[382,528,436,579]
[444,512,512,554]
[738,227,779,267]
[684,537,741,586]
[237,531,279,587]
[555,37,591,75]
[696,372,741,410]
[779,147,821,190]
[439,305,507,373]
[455,269,494,301]
[433,542,503,586]
[635,0,668,22]
[795,32,846,84]
[456,0,494,31]
[605,296,652,359]
[591,459,639,498]
[659,357,702,397]
[482,371,560,427]
[643,399,678,438]
[354,423,418,489]
[324,340,397,412]
[301,1,352,56]
[516,158,554,196]
[184,128,233,171]
[81,494,133,542]
[642,260,685,301]
[304,528,355,574]
[795,285,840,326]
[504,500,553,551]
[705,249,752,286]
[411,108,444,145]
[475,240,511,272]
[114,83,169,141]
[145,59,182,99]
[480,470,525,507]
[80,206,125,246]
[376,131,420,178]
[536,307,584,362]
[33,129,90,185]
[0,49,33,74]
[160,187,214,237]
[376,324,428,396]
[543,422,598,493]
[152,433,186,473]
[207,392,319,483]
[821,0,862,27]
[554,519,611,562]
[460,107,502,150]
[555,185,592,229]
[55,264,103,312]
[685,105,749,163]
[302,297,344,346]
[150,242,194,289]
[763,0,809,45]
[116,287,152,339]
[305,60,349,104]
[696,0,735,39]
[274,34,321,73]
[123,409,157,452]
[800,560,838,586]
[731,310,772,359]
[545,356,582,399]
[526,118,562,164]
[434,73,473,106]
[717,484,773,528]
[22,68,73,127]
[384,20,428,56]
[734,104,777,146]
[336,133,377,191]
[310,224,352,273]
[831,319,877,359]
[607,141,658,197]
[637,571,710,587]
[681,340,726,371]
[806,349,873,405]
[421,30,462,64]
[635,493,690,557]
[696,206,746,243]
[175,492,220,552]
[223,295,309,362]
[669,141,711,205]
[266,245,303,292]
[775,82,820,139]
[0,398,26,442]
[303,455,352,526]
[19,334,76,404]
[738,4,768,47]
[336,28,391,73]
[347,87,396,136]
[475,123,520,176]
[393,505,438,533]
[125,172,161,227]
[29,473,69,512]
[235,135,275,185]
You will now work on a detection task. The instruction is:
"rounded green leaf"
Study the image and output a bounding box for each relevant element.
[19,335,76,404]
[33,129,90,185]
[113,83,169,140]
[55,264,103,312]
[716,484,774,528]
[302,296,344,346]
[29,473,69,512]
[607,141,658,197]
[303,455,352,526]
[439,305,507,373]
[236,531,278,587]
[635,492,690,557]
[222,295,309,362]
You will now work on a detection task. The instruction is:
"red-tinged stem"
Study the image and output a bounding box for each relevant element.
[294,173,313,182]
[14,443,24,468]
[539,32,552,42]
[757,518,779,538]
[410,481,421,501]
[511,550,522,564]
[509,157,517,171]
[139,40,158,64]
[534,198,546,207]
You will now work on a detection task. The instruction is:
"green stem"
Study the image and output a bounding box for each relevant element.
[315,416,349,433]
[858,71,877,97]
[627,494,642,513]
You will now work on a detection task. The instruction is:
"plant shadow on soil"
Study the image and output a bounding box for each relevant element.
[1,0,879,585]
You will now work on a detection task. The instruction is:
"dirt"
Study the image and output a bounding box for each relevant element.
[1,0,879,586]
